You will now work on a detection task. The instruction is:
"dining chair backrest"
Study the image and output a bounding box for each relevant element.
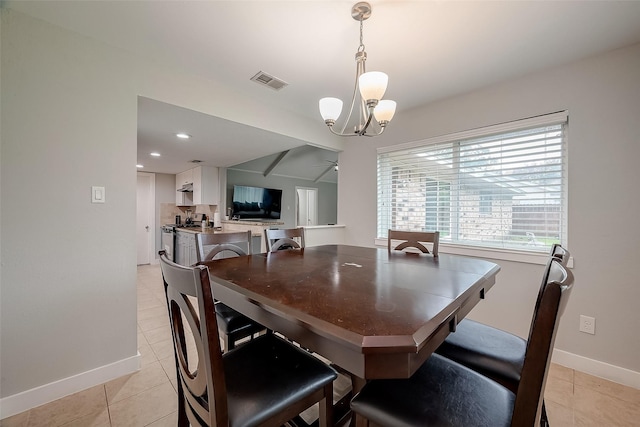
[388,229,440,256]
[264,227,305,252]
[528,244,571,343]
[159,251,228,426]
[195,230,252,262]
[512,257,574,425]
[550,243,569,266]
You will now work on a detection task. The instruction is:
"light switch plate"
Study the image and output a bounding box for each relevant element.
[92,186,105,203]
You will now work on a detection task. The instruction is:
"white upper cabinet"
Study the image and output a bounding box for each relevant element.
[176,166,219,206]
[176,169,194,206]
[176,169,193,187]
[192,166,220,205]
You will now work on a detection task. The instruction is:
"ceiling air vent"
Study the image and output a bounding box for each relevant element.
[250,71,288,91]
[190,159,203,163]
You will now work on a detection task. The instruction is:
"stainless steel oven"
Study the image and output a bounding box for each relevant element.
[161,225,175,261]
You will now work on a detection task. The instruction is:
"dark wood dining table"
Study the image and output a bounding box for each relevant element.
[201,244,501,383]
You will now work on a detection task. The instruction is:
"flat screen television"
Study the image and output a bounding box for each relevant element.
[231,185,283,220]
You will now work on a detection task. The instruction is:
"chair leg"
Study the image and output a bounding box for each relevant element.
[222,334,233,352]
[540,400,550,427]
[354,414,369,427]
[176,387,189,427]
[318,383,334,427]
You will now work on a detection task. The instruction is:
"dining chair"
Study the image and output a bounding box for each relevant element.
[194,232,266,352]
[387,229,439,256]
[350,256,574,427]
[264,227,306,252]
[434,244,569,425]
[159,251,337,427]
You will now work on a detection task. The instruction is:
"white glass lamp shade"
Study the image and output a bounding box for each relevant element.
[319,98,343,122]
[374,100,397,123]
[358,71,388,101]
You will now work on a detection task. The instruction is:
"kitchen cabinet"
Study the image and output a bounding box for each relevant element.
[176,169,193,187]
[176,169,194,206]
[174,231,184,265]
[175,230,197,266]
[251,235,261,254]
[192,166,220,205]
[175,166,219,206]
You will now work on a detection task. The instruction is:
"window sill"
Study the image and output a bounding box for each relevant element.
[374,238,573,267]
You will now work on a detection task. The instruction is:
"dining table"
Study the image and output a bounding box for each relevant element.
[200,244,500,424]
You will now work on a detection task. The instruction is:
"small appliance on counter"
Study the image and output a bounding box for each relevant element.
[185,209,193,224]
[175,215,181,225]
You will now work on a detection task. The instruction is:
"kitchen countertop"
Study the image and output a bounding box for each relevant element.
[168,219,284,240]
[175,227,218,235]
[221,219,284,226]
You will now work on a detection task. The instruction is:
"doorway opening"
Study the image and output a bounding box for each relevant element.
[137,172,156,265]
[296,187,318,227]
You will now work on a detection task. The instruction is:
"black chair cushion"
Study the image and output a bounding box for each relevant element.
[223,333,337,427]
[351,353,515,427]
[215,302,263,336]
[435,319,526,391]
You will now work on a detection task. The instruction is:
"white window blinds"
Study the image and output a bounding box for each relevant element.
[377,112,568,253]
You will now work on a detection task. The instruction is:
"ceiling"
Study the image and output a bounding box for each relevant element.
[137,97,339,182]
[7,1,640,182]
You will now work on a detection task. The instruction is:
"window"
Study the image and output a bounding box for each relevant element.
[377,112,567,253]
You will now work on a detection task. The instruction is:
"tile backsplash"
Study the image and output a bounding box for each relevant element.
[160,203,218,225]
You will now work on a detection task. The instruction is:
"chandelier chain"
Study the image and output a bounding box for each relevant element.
[358,17,365,52]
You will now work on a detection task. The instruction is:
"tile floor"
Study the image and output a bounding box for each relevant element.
[2,264,639,427]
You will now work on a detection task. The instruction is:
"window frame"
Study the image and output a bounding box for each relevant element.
[376,111,569,265]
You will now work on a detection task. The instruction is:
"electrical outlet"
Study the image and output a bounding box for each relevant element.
[579,315,595,335]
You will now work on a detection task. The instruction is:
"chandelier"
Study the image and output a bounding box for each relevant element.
[319,2,396,137]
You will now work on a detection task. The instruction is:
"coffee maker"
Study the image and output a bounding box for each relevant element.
[184,209,193,224]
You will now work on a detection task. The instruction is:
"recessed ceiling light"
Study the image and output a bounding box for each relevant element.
[136,164,144,168]
[176,133,191,139]
[150,152,161,157]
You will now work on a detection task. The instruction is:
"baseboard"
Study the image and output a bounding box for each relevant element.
[552,349,640,390]
[0,352,141,419]
[2,348,637,419]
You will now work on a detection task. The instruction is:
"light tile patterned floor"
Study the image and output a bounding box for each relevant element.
[2,264,639,426]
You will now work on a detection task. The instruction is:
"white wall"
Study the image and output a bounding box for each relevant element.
[338,43,640,383]
[1,8,139,404]
[0,9,341,416]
